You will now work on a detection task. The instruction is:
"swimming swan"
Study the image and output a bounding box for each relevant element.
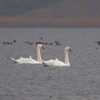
[11,44,44,64]
[42,47,71,67]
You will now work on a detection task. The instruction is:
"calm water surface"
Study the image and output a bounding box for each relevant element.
[0,28,100,100]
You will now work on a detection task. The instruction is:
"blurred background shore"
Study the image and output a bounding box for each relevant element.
[0,0,100,27]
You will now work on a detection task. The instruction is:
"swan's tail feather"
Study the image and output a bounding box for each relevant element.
[41,60,48,67]
[11,57,17,63]
[29,56,32,59]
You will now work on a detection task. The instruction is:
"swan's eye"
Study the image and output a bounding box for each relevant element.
[69,48,72,52]
[42,45,45,49]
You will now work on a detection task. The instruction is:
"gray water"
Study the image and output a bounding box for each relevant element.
[0,28,100,100]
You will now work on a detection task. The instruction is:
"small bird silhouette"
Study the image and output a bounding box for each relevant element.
[13,40,16,43]
[54,41,61,45]
[95,41,100,45]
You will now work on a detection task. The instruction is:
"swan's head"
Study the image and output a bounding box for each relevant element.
[65,47,72,52]
[37,44,45,49]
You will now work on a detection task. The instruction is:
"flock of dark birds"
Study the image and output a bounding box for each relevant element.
[3,40,16,45]
[2,37,100,47]
[2,37,61,46]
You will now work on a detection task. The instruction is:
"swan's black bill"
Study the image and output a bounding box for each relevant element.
[69,48,73,53]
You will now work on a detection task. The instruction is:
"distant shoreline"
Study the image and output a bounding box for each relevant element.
[0,17,100,27]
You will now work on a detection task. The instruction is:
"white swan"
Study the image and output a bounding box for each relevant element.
[11,44,44,64]
[42,47,71,67]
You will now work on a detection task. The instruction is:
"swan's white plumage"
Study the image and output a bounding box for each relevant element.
[11,56,41,64]
[11,44,43,64]
[42,58,69,67]
[42,47,71,67]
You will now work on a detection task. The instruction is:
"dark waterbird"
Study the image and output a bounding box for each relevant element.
[3,41,6,45]
[35,42,43,45]
[7,42,13,45]
[3,41,13,45]
[25,41,34,45]
[54,41,61,45]
[28,42,34,45]
[40,36,43,40]
[95,41,100,45]
[13,40,16,43]
[36,42,53,45]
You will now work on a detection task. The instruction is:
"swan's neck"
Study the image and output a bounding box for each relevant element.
[65,50,70,66]
[37,46,42,62]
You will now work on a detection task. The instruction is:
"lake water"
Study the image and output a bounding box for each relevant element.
[0,28,100,100]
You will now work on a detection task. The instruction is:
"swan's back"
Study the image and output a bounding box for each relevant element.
[42,58,68,67]
[42,59,55,66]
[54,58,67,67]
[11,56,42,64]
